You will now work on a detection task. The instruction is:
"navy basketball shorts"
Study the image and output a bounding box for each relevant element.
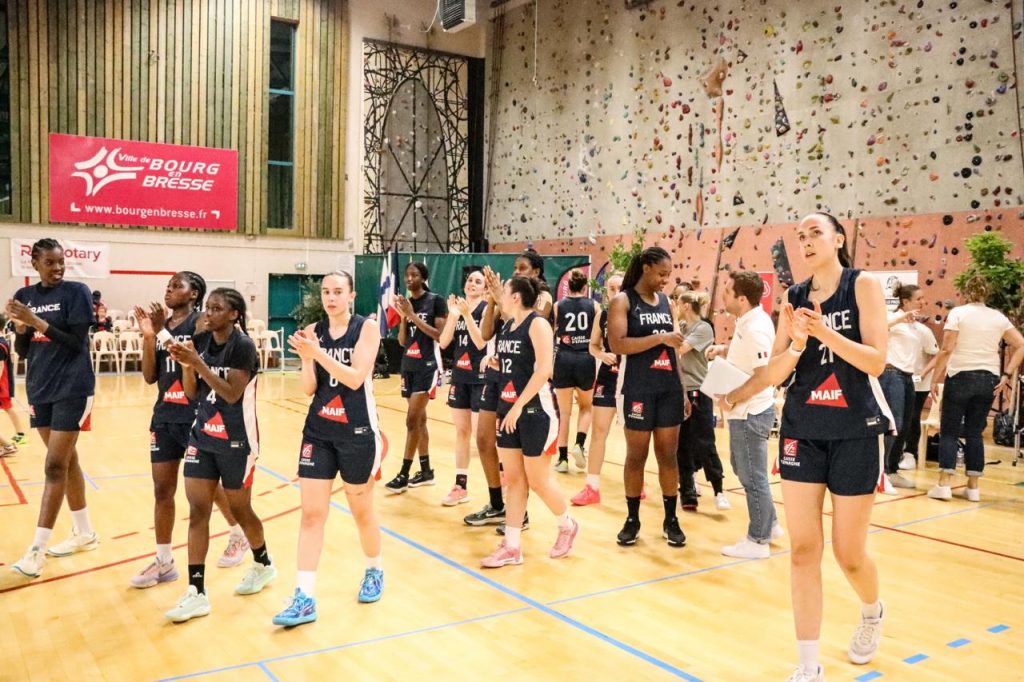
[150,422,192,463]
[30,396,93,432]
[552,350,597,390]
[298,430,382,484]
[447,382,484,412]
[401,369,439,399]
[183,444,257,490]
[618,389,683,432]
[592,365,619,408]
[496,404,558,457]
[478,378,500,413]
[778,435,882,496]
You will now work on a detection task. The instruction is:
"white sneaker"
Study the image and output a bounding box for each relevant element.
[46,529,99,557]
[888,472,915,489]
[721,537,770,559]
[848,601,884,664]
[771,522,785,541]
[898,453,916,470]
[964,487,980,502]
[570,444,586,469]
[927,484,952,500]
[694,483,703,497]
[714,492,732,510]
[879,474,899,496]
[235,561,277,595]
[786,664,824,681]
[11,547,46,578]
[165,585,211,623]
[554,458,569,473]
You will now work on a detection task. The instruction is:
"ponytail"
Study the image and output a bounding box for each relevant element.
[621,246,671,291]
[813,212,853,268]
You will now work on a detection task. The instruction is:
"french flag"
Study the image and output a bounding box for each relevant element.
[378,249,400,336]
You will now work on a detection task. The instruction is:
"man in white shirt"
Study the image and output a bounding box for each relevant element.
[713,270,779,559]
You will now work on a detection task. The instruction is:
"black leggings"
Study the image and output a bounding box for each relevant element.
[903,391,930,456]
[677,391,724,494]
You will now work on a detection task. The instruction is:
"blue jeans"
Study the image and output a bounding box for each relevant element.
[879,367,915,473]
[939,370,998,476]
[727,406,778,543]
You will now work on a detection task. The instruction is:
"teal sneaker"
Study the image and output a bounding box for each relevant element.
[272,588,317,627]
[235,561,277,595]
[358,567,383,603]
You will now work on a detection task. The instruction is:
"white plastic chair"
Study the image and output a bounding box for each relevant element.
[92,331,122,373]
[917,384,943,470]
[112,319,134,333]
[106,309,125,321]
[118,331,144,372]
[247,319,267,336]
[257,329,285,371]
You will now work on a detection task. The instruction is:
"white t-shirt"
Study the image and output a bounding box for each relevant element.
[886,312,923,374]
[911,321,939,391]
[725,306,776,419]
[944,303,1013,376]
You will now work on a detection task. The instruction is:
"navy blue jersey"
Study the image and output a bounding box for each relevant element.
[151,312,200,427]
[451,301,488,384]
[595,309,620,383]
[555,297,595,353]
[781,268,892,440]
[14,281,95,403]
[496,313,553,411]
[0,336,13,398]
[401,292,447,373]
[617,289,679,395]
[189,330,260,455]
[302,315,379,441]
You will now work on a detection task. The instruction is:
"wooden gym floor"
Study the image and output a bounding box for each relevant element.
[0,372,1021,681]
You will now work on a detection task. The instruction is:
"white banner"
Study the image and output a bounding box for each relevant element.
[866,270,918,310]
[11,238,111,279]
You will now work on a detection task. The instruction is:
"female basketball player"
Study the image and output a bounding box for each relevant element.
[438,268,490,506]
[571,272,623,506]
[385,262,447,493]
[273,272,384,626]
[758,213,891,681]
[129,272,251,589]
[480,276,579,568]
[164,288,274,622]
[607,247,685,548]
[7,239,98,579]
[513,250,553,321]
[551,270,597,474]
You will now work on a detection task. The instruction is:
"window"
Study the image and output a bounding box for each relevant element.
[0,1,11,215]
[267,19,295,229]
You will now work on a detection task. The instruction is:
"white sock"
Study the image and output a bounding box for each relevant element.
[365,554,382,570]
[229,524,244,538]
[557,511,574,530]
[455,468,468,476]
[32,526,53,550]
[504,526,522,549]
[70,508,94,536]
[297,570,317,597]
[797,640,820,672]
[861,600,883,620]
[156,544,173,564]
[586,474,600,489]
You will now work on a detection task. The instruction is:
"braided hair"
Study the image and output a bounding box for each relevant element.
[31,238,62,259]
[621,246,671,291]
[209,287,248,335]
[177,271,207,312]
[406,261,431,292]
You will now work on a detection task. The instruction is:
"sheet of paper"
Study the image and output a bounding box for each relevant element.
[700,357,752,398]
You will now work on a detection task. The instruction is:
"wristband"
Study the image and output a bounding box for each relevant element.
[156,328,174,346]
[788,343,805,357]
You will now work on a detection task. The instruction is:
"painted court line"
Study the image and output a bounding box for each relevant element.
[903,653,928,664]
[987,624,1009,633]
[947,638,971,648]
[0,457,27,504]
[854,672,882,682]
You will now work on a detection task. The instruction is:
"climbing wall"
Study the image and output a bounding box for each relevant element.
[486,0,1024,241]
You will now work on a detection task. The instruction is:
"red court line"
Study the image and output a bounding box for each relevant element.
[1,458,27,505]
[112,531,138,540]
[867,522,1024,563]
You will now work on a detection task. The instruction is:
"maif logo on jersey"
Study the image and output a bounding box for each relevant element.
[500,382,518,403]
[406,342,422,359]
[650,349,673,371]
[163,379,189,405]
[202,411,229,439]
[318,396,349,423]
[456,353,472,370]
[807,373,848,407]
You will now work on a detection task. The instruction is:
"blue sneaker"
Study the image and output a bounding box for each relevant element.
[272,588,317,627]
[358,567,383,603]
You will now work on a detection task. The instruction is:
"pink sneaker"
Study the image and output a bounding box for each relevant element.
[441,485,470,506]
[217,534,250,568]
[571,484,601,506]
[480,541,523,568]
[550,518,580,558]
[129,558,179,589]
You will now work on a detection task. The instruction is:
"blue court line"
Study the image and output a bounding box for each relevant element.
[854,672,882,682]
[256,662,279,681]
[889,502,994,528]
[947,638,971,648]
[251,465,701,681]
[987,624,1009,633]
[903,653,928,664]
[82,469,99,490]
[157,607,530,680]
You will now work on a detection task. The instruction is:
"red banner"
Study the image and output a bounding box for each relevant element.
[48,133,238,231]
[758,272,776,314]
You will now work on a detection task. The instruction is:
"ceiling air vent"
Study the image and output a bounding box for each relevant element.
[441,0,477,32]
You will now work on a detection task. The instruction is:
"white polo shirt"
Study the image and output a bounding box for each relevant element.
[886,313,924,374]
[911,322,939,391]
[725,306,776,419]
[944,303,1013,376]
